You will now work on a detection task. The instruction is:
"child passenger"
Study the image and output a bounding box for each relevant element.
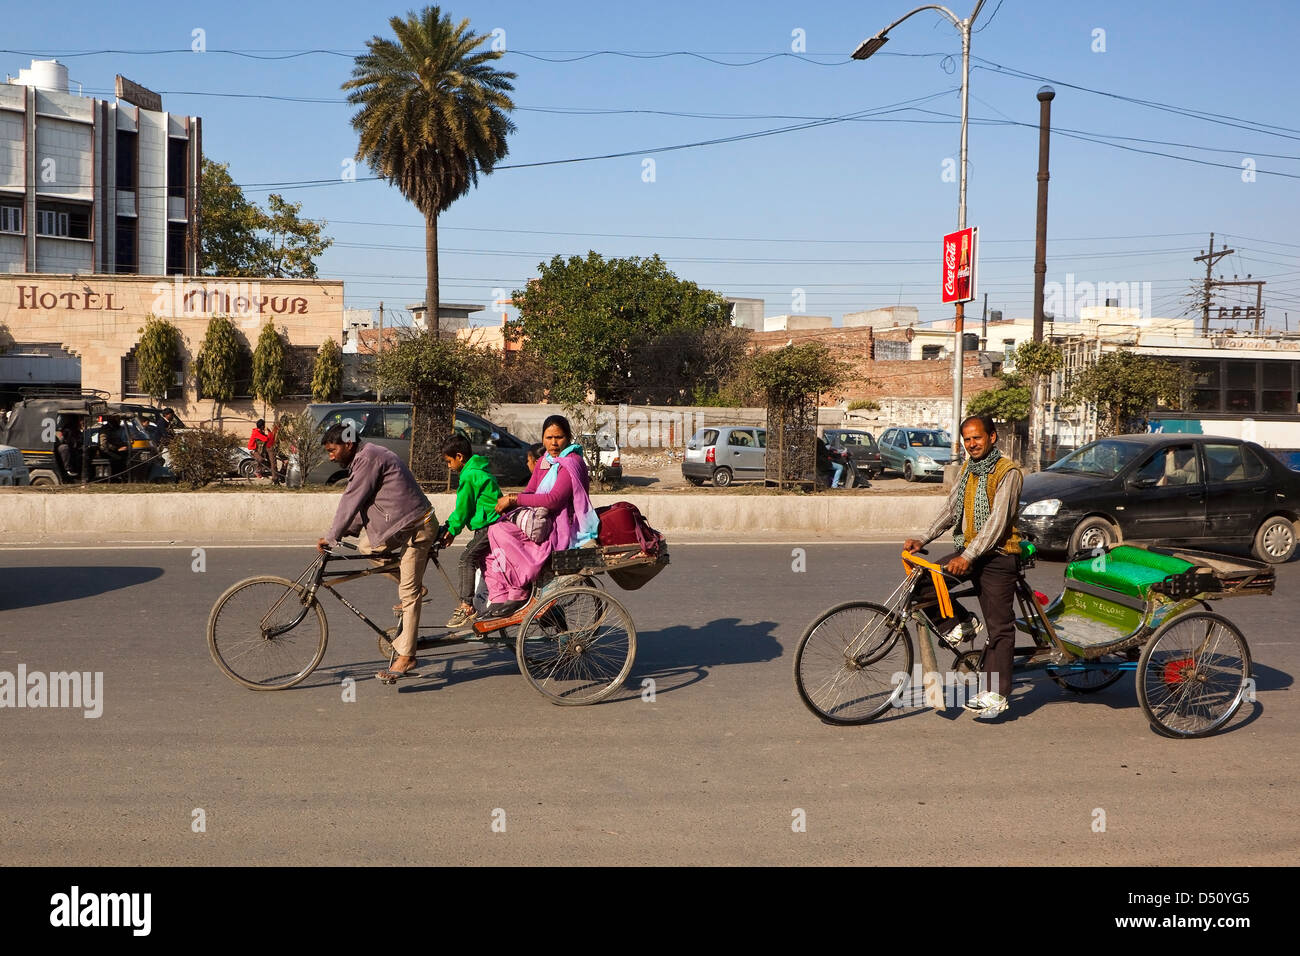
[440,433,501,628]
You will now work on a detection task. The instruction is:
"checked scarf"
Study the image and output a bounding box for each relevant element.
[953,447,1003,551]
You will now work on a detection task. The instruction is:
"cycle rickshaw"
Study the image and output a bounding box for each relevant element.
[207,529,669,705]
[793,540,1269,738]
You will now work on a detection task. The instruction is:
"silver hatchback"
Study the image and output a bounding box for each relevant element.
[682,426,767,487]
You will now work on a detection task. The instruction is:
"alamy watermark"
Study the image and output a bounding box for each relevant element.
[592,404,708,450]
[890,666,998,709]
[50,886,150,936]
[0,665,103,718]
[1043,273,1153,320]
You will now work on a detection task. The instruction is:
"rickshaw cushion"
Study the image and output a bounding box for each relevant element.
[1065,545,1195,600]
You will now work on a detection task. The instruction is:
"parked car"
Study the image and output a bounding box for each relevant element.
[683,426,767,487]
[1019,433,1300,563]
[580,431,622,484]
[305,402,531,486]
[877,427,956,481]
[822,428,883,484]
[0,444,31,485]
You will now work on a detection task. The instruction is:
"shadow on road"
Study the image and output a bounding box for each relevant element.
[0,565,165,610]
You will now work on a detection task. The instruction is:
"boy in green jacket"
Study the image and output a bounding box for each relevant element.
[440,433,502,627]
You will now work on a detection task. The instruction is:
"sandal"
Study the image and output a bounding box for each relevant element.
[376,654,419,684]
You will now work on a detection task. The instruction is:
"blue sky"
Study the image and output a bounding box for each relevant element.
[4,0,1297,329]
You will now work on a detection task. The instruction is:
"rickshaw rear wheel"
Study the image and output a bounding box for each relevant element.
[794,601,913,724]
[1137,611,1251,738]
[516,585,636,705]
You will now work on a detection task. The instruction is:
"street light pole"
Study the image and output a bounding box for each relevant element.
[853,1,987,461]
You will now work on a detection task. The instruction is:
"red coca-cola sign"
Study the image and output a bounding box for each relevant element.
[941,227,977,304]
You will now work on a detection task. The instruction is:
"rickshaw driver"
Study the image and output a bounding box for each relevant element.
[316,423,438,682]
[904,414,1023,720]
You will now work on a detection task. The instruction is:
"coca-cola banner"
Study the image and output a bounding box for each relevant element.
[941,226,977,304]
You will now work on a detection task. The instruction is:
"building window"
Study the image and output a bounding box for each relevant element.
[0,204,20,234]
[115,217,137,274]
[116,130,138,191]
[166,222,187,275]
[36,202,90,240]
[284,345,318,396]
[1166,358,1299,417]
[167,138,188,200]
[122,348,184,400]
[921,344,943,360]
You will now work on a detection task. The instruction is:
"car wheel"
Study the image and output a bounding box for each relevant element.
[1068,516,1119,556]
[238,458,255,479]
[1252,515,1297,564]
[712,467,733,488]
[903,461,915,482]
[29,473,57,487]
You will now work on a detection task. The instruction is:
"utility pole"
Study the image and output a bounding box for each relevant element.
[1028,86,1054,473]
[376,301,384,404]
[1193,234,1233,335]
[980,292,988,350]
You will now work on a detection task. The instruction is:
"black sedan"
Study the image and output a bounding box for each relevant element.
[1018,433,1300,563]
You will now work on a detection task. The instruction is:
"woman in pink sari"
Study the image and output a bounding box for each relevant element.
[482,414,600,616]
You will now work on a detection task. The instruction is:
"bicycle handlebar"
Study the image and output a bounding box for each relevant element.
[901,549,964,584]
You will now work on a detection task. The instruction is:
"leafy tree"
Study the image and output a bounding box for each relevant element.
[312,337,343,402]
[198,159,332,277]
[195,315,247,426]
[966,371,1031,422]
[487,345,554,404]
[376,331,495,484]
[135,315,183,405]
[251,322,287,416]
[508,252,731,403]
[747,344,846,489]
[343,7,515,338]
[748,343,846,405]
[1064,349,1191,437]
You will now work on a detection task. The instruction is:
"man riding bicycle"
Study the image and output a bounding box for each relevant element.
[904,414,1022,720]
[316,422,437,682]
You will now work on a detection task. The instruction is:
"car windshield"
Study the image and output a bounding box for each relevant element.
[908,431,949,447]
[1048,439,1146,477]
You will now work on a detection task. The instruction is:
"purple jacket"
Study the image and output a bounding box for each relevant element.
[326,442,431,548]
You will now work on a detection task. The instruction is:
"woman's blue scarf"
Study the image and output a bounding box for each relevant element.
[537,444,600,545]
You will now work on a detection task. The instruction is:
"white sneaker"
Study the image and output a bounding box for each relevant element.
[964,691,1009,719]
[938,616,982,650]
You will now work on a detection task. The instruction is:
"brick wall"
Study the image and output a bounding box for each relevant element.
[748,325,996,403]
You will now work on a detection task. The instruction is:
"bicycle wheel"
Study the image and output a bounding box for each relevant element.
[208,576,328,690]
[1049,654,1125,693]
[1137,612,1252,738]
[516,584,635,705]
[793,601,913,724]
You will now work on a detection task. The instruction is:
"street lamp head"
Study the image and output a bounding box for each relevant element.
[851,35,889,60]
[1037,85,1056,102]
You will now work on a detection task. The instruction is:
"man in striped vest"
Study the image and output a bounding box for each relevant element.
[905,414,1022,719]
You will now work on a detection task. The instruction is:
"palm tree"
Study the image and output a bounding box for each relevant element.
[343,7,515,339]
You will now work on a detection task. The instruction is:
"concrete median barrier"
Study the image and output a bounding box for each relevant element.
[0,491,942,540]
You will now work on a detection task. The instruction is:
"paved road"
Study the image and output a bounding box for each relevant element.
[1,541,1295,865]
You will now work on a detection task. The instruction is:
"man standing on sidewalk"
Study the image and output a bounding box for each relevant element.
[316,422,437,681]
[904,414,1023,720]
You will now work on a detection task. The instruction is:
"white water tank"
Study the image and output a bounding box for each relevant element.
[14,59,69,93]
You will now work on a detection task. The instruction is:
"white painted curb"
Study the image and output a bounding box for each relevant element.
[0,492,941,539]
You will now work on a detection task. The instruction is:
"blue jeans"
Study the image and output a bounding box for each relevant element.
[831,462,845,488]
